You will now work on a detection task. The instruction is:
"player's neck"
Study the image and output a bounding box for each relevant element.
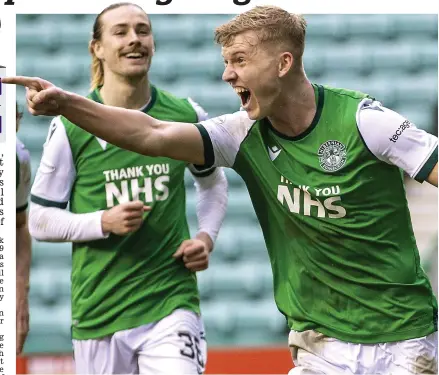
[99,74,152,110]
[268,74,316,138]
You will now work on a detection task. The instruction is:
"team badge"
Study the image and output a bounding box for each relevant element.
[318,140,347,172]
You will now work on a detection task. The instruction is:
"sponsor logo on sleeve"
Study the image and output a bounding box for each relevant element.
[389,120,411,143]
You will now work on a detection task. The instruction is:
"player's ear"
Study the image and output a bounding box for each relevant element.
[278,52,293,78]
[90,39,104,60]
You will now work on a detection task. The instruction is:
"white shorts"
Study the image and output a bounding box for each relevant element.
[288,329,438,375]
[73,309,207,375]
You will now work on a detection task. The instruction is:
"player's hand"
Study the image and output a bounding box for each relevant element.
[1,76,68,116]
[173,233,213,272]
[101,200,151,236]
[16,285,29,356]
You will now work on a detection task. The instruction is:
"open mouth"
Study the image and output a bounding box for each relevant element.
[234,87,251,107]
[124,52,146,60]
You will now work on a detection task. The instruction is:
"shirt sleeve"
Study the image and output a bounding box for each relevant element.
[30,116,76,208]
[187,97,216,177]
[357,100,438,182]
[194,110,256,169]
[16,138,31,212]
[188,97,209,122]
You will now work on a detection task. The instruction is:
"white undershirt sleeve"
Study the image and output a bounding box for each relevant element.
[357,99,438,182]
[187,166,228,244]
[29,117,108,242]
[186,97,228,243]
[188,97,209,122]
[29,203,108,242]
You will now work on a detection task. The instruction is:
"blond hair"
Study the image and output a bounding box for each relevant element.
[89,41,104,91]
[215,6,307,62]
[89,2,147,90]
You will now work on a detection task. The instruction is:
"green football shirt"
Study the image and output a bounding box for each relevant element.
[31,85,214,339]
[196,84,438,344]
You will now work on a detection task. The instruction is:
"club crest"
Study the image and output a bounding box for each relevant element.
[318,140,347,172]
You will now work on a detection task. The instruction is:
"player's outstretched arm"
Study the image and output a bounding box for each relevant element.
[2,76,205,165]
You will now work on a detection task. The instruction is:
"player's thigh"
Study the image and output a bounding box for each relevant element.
[138,309,206,375]
[73,336,138,375]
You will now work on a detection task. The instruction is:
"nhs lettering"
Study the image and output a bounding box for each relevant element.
[103,164,170,207]
[277,176,346,219]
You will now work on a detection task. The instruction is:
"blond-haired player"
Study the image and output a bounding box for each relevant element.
[7,6,438,374]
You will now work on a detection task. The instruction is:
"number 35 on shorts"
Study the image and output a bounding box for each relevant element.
[178,331,205,369]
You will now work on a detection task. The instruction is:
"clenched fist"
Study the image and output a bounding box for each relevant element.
[101,200,151,236]
[173,232,213,272]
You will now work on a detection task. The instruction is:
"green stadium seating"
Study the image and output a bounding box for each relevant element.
[390,15,438,38]
[344,15,393,40]
[305,15,345,41]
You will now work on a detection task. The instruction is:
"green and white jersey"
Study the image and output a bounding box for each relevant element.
[196,84,438,344]
[31,85,214,340]
[16,136,31,212]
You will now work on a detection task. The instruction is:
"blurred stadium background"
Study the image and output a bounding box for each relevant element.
[16,13,438,374]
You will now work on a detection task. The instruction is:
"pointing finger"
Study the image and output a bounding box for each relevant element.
[1,76,47,90]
